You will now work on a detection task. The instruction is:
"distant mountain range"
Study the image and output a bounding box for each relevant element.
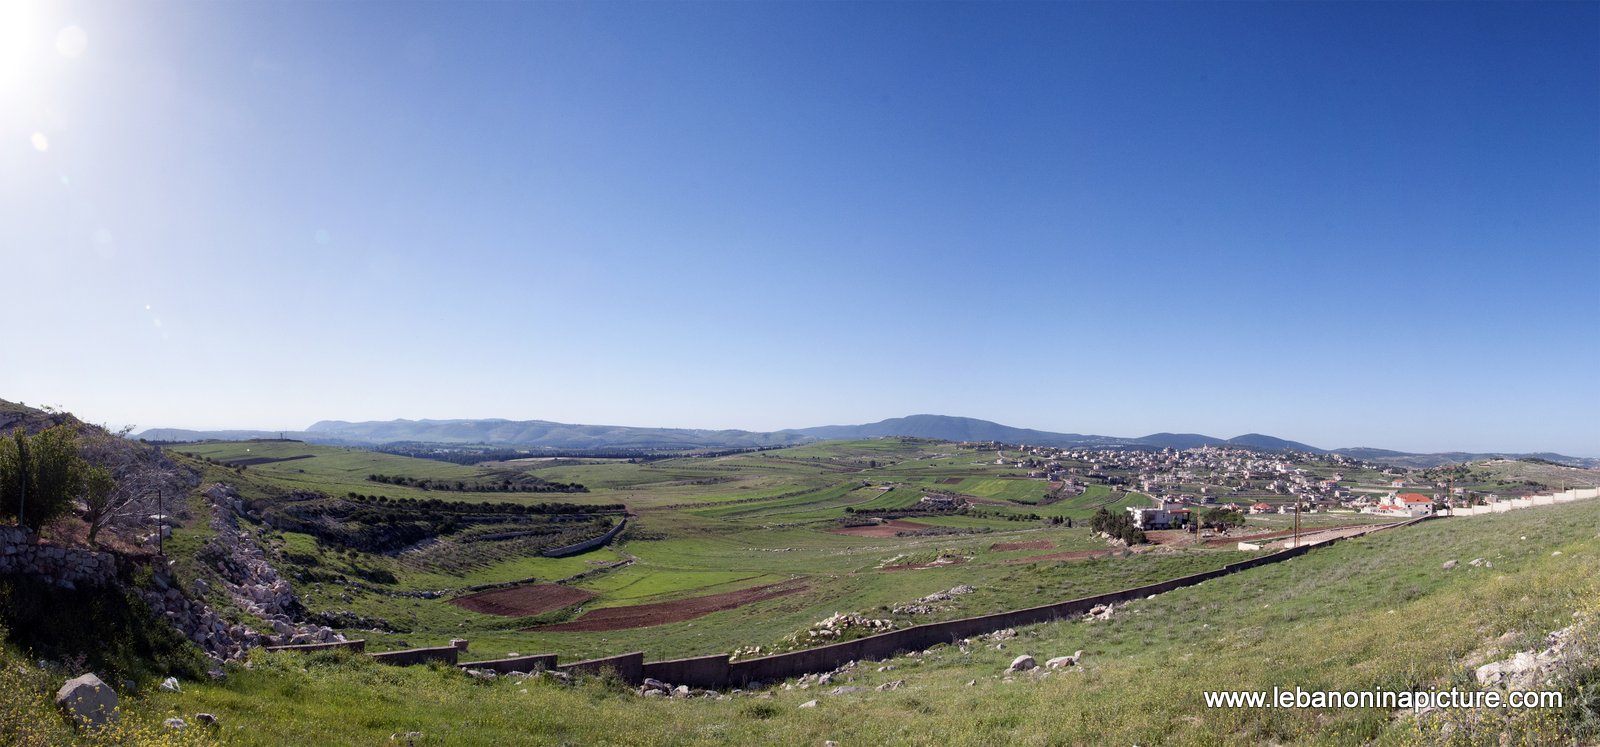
[136,413,1598,468]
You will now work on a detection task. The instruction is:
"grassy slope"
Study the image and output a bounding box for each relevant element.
[152,499,1600,745]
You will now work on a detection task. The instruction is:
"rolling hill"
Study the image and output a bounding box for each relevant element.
[134,412,1598,467]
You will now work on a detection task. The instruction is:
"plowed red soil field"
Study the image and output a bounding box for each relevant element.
[451,584,596,617]
[530,581,808,632]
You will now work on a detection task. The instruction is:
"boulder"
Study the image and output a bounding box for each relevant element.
[641,678,671,693]
[164,717,187,730]
[1045,650,1085,668]
[159,676,181,693]
[1007,655,1036,673]
[1441,560,1458,570]
[798,699,818,708]
[56,674,119,728]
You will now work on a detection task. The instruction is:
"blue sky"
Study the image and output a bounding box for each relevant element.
[2,1,1596,455]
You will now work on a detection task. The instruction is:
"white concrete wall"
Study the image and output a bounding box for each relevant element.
[1450,485,1596,517]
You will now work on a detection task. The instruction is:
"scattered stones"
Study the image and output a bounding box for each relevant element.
[891,584,976,615]
[828,686,867,695]
[876,680,905,692]
[641,678,671,693]
[794,612,896,643]
[1468,557,1485,567]
[1083,604,1115,622]
[1007,655,1036,673]
[56,674,119,728]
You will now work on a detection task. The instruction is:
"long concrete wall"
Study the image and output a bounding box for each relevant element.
[542,518,628,558]
[264,639,366,654]
[371,645,459,666]
[558,651,643,681]
[459,653,557,674]
[1448,487,1597,517]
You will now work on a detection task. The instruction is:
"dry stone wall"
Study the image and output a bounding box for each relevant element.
[0,526,116,589]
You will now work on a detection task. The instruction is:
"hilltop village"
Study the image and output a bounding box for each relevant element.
[943,443,1567,527]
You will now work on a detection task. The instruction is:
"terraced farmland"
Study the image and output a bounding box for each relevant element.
[157,438,1396,664]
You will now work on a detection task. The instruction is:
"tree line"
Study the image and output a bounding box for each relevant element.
[343,492,623,515]
[365,474,587,493]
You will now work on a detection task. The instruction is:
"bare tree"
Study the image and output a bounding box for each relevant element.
[77,431,177,546]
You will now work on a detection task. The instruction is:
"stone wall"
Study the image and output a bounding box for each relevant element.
[541,518,628,558]
[0,526,116,589]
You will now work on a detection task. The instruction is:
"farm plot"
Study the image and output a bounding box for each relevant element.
[531,580,809,632]
[943,477,1053,504]
[450,584,596,617]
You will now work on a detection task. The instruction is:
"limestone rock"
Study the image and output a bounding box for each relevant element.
[641,678,671,693]
[1007,655,1036,672]
[56,674,119,728]
[1046,650,1085,668]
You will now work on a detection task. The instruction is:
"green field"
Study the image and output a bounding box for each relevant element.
[119,489,1600,746]
[139,439,1414,667]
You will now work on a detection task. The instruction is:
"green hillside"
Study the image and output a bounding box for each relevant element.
[132,497,1600,746]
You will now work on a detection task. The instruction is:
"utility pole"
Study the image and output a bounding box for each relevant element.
[13,431,28,532]
[1293,500,1300,548]
[155,488,164,557]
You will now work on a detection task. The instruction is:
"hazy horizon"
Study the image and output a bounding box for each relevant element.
[108,410,1594,458]
[3,1,1596,457]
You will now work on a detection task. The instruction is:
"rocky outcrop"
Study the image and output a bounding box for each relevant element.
[1476,623,1587,691]
[197,484,343,647]
[135,483,344,663]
